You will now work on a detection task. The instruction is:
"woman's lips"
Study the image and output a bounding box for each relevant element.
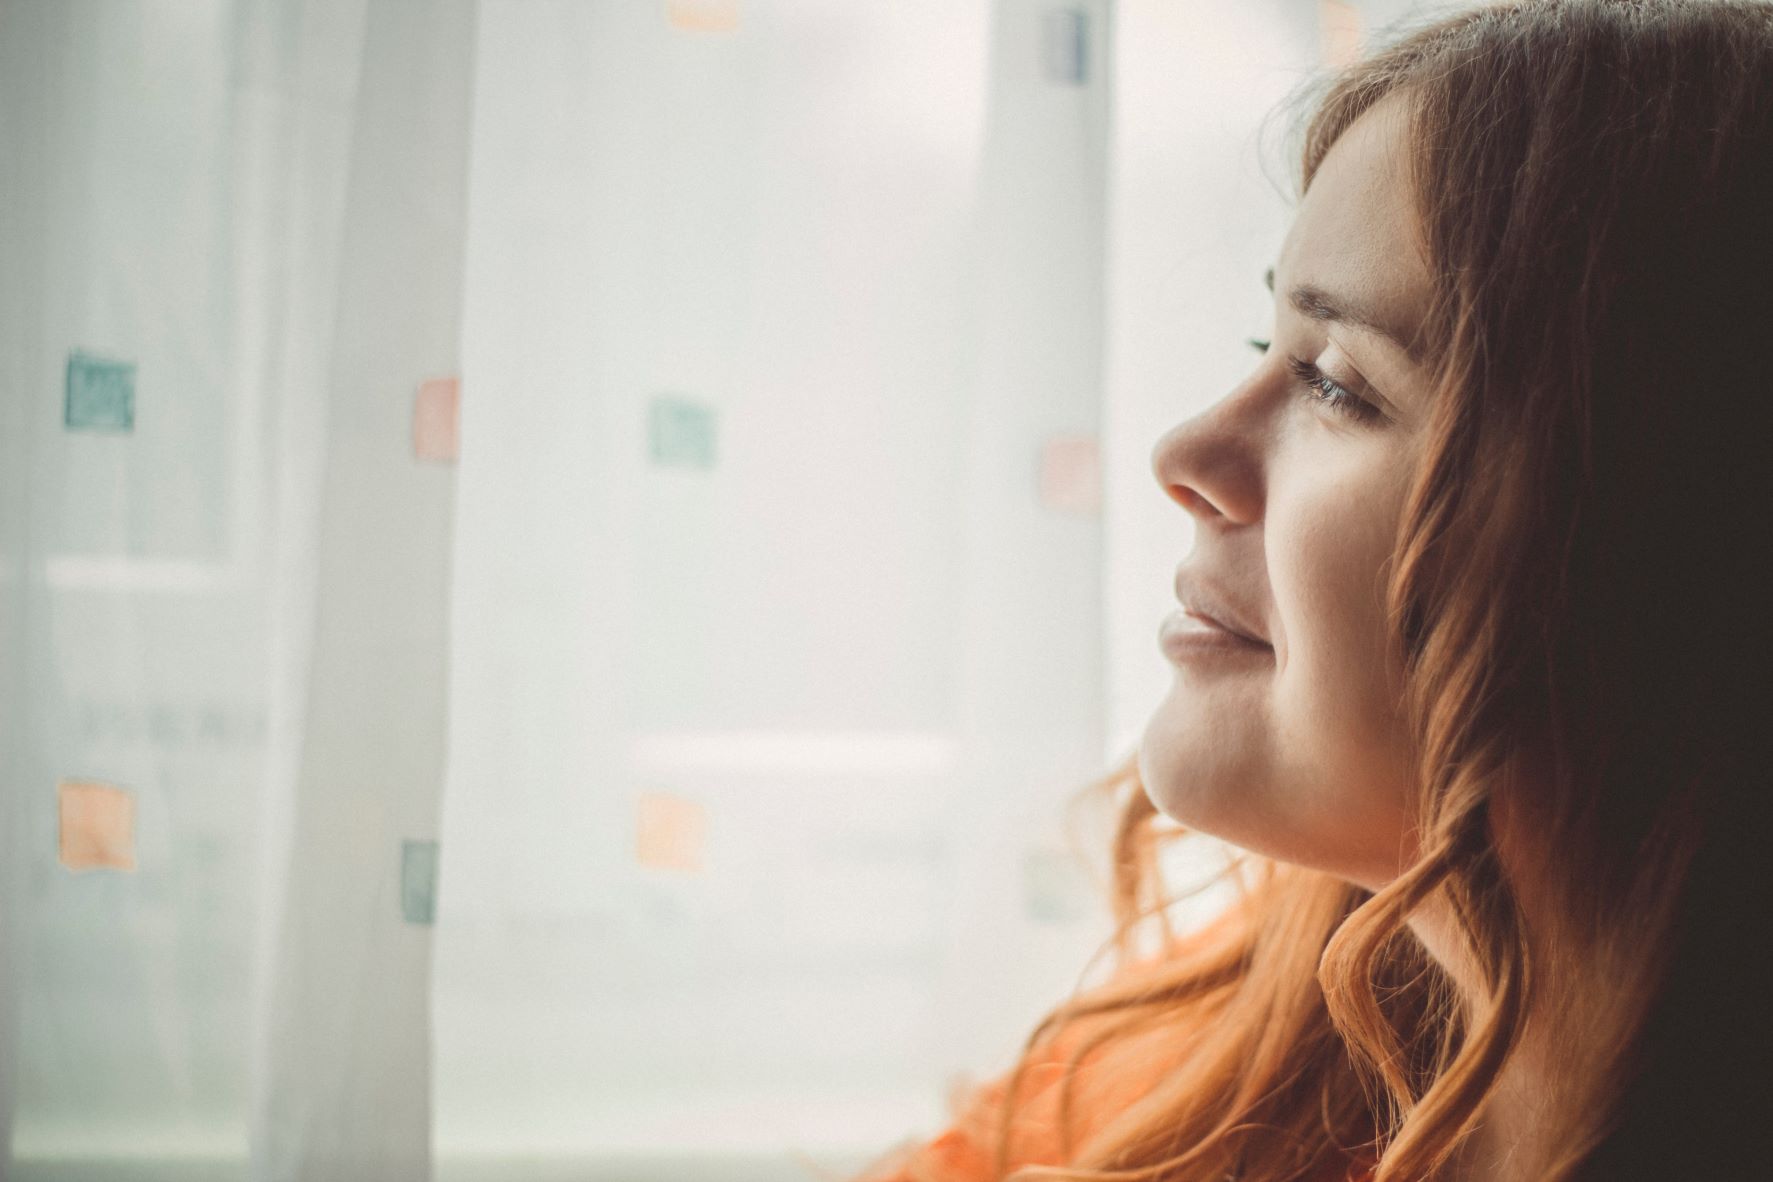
[1159,609,1275,662]
[1171,568,1270,646]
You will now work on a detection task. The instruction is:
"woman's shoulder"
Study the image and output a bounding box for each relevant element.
[853,900,1381,1182]
[851,908,1254,1182]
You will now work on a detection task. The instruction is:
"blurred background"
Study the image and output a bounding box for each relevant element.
[0,0,1439,1179]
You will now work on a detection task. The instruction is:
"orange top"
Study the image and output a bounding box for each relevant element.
[853,917,1379,1182]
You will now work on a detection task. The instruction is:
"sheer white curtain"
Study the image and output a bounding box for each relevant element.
[248,1,474,1179]
[0,0,472,1177]
[0,0,1375,1178]
[434,2,1114,1176]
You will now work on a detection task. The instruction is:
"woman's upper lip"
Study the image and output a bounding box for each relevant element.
[1173,569,1271,646]
[1181,608,1267,645]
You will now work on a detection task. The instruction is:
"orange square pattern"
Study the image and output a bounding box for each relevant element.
[58,779,137,871]
[414,376,460,463]
[666,0,739,33]
[1022,846,1091,923]
[636,791,706,872]
[1038,434,1101,514]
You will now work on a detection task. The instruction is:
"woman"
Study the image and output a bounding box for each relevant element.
[855,2,1773,1179]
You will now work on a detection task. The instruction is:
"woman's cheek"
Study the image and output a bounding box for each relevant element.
[1267,465,1417,821]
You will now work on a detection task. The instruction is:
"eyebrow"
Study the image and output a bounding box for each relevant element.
[1265,266,1424,366]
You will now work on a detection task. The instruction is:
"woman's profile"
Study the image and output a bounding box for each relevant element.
[855,1,1773,1179]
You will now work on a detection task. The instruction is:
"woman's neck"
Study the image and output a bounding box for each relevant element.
[1403,895,1606,1182]
[1436,1039,1557,1182]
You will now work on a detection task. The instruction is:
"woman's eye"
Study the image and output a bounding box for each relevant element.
[1284,355,1380,424]
[1244,336,1382,425]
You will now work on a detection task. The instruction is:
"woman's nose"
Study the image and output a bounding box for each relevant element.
[1149,387,1266,527]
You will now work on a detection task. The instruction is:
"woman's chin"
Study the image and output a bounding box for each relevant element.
[1136,744,1234,836]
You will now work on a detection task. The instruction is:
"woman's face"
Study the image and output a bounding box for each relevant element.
[1139,94,1436,892]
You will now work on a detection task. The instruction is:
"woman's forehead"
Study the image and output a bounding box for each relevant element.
[1274,96,1432,356]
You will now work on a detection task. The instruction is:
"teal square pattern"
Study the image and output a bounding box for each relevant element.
[65,350,136,432]
[401,839,439,925]
[648,394,718,469]
[1022,847,1091,924]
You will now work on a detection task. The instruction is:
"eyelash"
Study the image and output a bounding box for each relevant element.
[1245,337,1380,424]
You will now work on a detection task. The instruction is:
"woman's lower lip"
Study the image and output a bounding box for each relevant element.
[1158,610,1274,663]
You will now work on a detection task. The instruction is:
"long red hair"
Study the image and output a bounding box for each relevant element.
[957,3,1773,1179]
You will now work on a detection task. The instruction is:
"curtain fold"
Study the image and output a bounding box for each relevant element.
[250,0,475,1178]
